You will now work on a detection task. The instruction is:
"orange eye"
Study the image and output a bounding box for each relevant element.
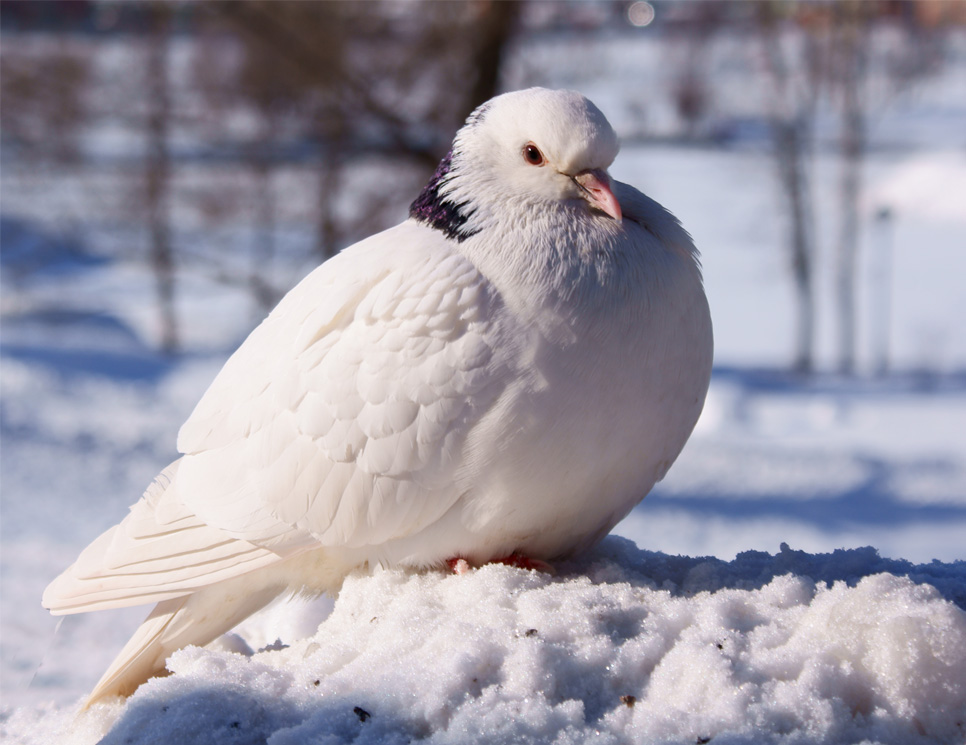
[522,143,544,166]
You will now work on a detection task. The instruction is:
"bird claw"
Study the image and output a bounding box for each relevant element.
[493,553,556,574]
[446,553,555,575]
[447,557,472,575]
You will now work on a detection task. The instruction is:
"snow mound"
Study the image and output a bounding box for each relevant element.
[6,538,966,745]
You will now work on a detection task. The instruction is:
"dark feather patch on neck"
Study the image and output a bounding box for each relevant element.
[409,150,478,243]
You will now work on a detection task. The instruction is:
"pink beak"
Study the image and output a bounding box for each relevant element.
[573,169,622,222]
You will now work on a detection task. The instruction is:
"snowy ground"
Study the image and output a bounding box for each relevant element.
[4,539,966,745]
[3,41,966,743]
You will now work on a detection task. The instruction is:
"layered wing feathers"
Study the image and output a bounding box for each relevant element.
[43,462,284,614]
[45,221,507,613]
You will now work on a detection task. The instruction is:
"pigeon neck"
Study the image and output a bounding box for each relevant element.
[409,150,479,243]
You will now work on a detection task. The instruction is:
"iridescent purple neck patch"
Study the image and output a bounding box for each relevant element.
[409,150,478,243]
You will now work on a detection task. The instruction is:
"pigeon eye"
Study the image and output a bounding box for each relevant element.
[522,143,544,166]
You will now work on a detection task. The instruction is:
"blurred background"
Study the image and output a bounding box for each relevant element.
[2,0,965,705]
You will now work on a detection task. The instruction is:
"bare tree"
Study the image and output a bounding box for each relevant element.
[829,2,870,375]
[4,1,521,350]
[825,1,947,375]
[0,44,90,164]
[467,0,520,124]
[144,4,179,353]
[192,8,310,312]
[189,0,520,302]
[825,2,948,375]
[754,6,827,374]
[667,2,725,140]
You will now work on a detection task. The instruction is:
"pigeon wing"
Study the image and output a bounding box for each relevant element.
[42,460,286,613]
[44,221,505,613]
[176,221,503,550]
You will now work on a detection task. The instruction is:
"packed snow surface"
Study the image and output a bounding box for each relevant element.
[3,539,965,745]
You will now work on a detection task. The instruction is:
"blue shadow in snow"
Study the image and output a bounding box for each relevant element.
[644,485,966,531]
[643,451,966,540]
[713,364,966,396]
[578,537,966,611]
[98,683,414,745]
[0,309,177,383]
[639,365,966,533]
[0,216,109,281]
[2,215,177,382]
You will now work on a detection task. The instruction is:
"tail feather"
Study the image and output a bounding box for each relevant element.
[47,462,357,706]
[86,596,189,705]
[85,570,287,707]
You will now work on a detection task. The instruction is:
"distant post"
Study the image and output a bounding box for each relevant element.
[870,205,894,377]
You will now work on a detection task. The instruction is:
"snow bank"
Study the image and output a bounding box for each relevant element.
[5,539,965,745]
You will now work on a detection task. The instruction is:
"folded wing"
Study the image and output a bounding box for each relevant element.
[44,221,506,614]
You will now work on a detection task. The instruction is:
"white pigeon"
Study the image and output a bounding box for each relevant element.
[44,87,713,706]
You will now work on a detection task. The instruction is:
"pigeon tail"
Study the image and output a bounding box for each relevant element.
[83,547,354,706]
[84,566,289,707]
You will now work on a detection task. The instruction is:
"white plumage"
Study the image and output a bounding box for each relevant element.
[43,88,713,705]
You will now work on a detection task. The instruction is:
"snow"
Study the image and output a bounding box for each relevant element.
[4,25,966,745]
[3,540,965,744]
[869,150,966,225]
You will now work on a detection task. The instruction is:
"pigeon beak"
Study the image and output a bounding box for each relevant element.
[573,169,622,223]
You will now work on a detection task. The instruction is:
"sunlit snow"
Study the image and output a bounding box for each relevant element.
[4,540,966,744]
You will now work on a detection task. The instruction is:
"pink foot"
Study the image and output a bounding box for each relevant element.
[446,557,472,575]
[446,553,555,575]
[492,553,556,574]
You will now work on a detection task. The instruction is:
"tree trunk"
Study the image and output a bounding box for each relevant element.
[316,139,342,261]
[466,0,519,114]
[251,158,278,313]
[146,7,178,353]
[758,13,818,375]
[779,121,816,374]
[833,8,867,375]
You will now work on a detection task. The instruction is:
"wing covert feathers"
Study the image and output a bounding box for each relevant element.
[170,225,501,551]
[44,225,501,617]
[42,462,285,615]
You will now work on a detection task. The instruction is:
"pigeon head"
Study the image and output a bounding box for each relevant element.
[410,88,622,242]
